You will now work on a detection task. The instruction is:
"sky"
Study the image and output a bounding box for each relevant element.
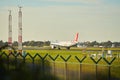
[0,0,120,42]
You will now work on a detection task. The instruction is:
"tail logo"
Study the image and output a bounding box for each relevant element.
[74,33,79,42]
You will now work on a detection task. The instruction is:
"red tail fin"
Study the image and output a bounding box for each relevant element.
[74,33,79,42]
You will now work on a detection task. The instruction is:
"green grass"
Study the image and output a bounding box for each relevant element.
[1,48,120,80]
[20,49,119,65]
[1,49,120,65]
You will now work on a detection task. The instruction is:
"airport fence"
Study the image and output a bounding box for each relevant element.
[0,52,120,80]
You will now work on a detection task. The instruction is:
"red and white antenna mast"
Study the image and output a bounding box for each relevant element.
[18,6,22,53]
[8,10,12,53]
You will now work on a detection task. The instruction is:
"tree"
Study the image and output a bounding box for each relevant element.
[44,41,50,46]
[104,41,112,47]
[0,40,4,46]
[13,41,18,46]
[90,41,99,47]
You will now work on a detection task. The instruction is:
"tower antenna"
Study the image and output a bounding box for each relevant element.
[18,6,22,54]
[8,10,12,54]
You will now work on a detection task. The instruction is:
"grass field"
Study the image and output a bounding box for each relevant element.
[21,48,120,79]
[23,49,119,64]
[2,47,120,65]
[1,47,120,80]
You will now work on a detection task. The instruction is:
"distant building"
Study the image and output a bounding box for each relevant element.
[94,45,99,47]
[112,44,115,47]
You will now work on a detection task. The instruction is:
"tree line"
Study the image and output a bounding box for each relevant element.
[0,40,120,47]
[81,41,120,47]
[0,40,50,47]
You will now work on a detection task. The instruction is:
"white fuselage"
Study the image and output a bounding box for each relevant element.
[50,41,78,49]
[50,33,79,50]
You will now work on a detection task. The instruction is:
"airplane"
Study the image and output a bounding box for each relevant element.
[50,33,79,50]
